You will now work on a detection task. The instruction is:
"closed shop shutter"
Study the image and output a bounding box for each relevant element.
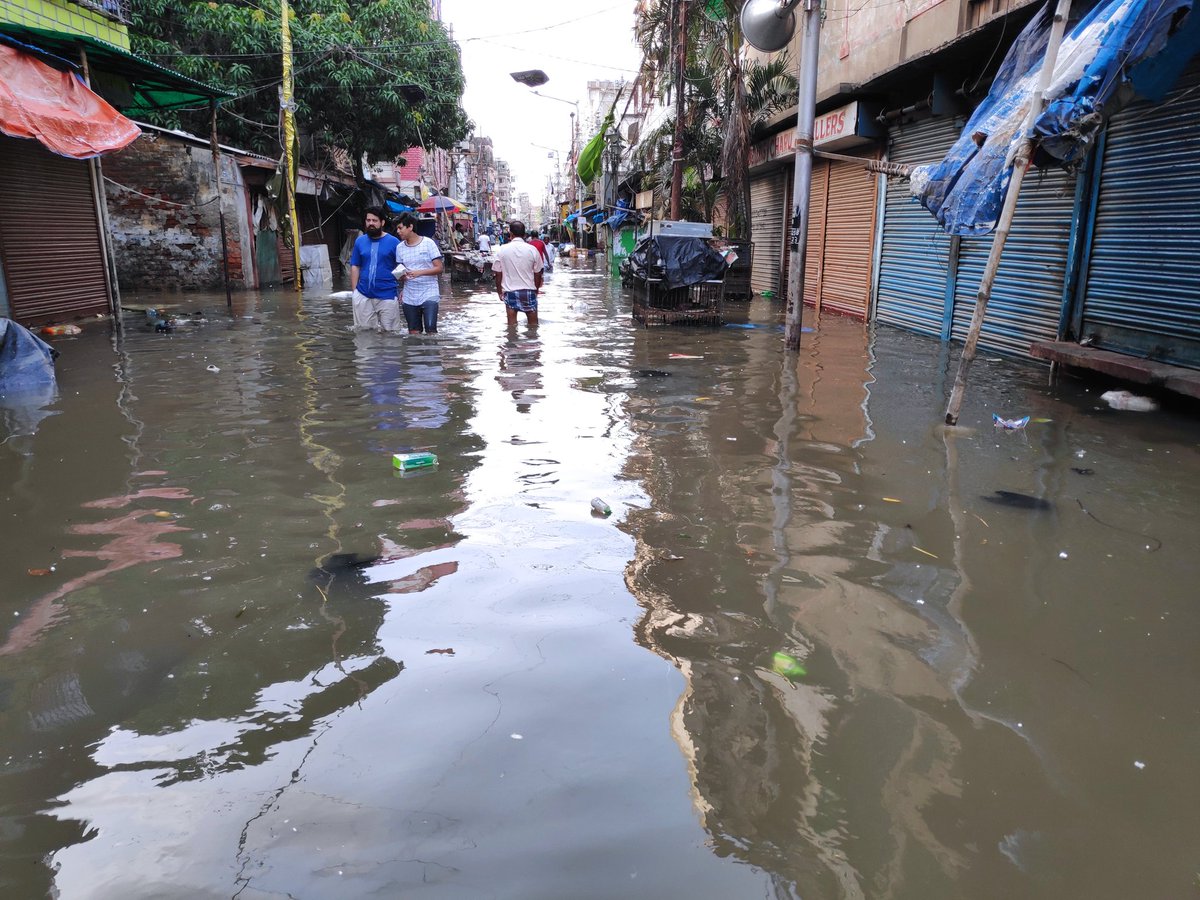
[819,150,878,318]
[750,167,787,295]
[1078,65,1200,369]
[0,137,110,326]
[951,167,1076,356]
[875,117,962,337]
[803,162,829,306]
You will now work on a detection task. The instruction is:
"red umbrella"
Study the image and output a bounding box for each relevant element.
[416,195,468,213]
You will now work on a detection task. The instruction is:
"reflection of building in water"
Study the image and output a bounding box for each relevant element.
[621,318,971,896]
[495,333,543,413]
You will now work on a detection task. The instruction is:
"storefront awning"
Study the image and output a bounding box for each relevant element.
[0,25,231,114]
[0,43,139,158]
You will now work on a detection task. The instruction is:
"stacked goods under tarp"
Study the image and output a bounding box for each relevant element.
[620,235,728,326]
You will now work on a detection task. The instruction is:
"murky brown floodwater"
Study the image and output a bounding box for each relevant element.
[2,260,1198,899]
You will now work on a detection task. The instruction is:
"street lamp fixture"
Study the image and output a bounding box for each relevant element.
[510,69,549,88]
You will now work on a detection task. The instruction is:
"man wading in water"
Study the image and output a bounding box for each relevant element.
[349,207,402,331]
[491,220,544,328]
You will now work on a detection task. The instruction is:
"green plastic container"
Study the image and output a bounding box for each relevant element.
[393,452,438,471]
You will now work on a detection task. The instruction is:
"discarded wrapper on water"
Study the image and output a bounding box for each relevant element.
[992,414,1030,429]
[772,651,807,679]
[393,451,437,471]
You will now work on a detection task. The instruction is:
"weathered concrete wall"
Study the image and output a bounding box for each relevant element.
[103,133,253,293]
[748,0,1039,101]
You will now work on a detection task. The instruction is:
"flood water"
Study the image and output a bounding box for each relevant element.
[2,261,1199,899]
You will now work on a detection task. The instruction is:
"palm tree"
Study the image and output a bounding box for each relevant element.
[633,0,796,240]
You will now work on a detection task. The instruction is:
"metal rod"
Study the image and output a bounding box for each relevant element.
[79,48,123,326]
[281,0,303,289]
[783,0,822,352]
[209,101,234,309]
[944,0,1073,424]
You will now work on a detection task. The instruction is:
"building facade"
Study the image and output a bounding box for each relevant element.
[745,0,1200,375]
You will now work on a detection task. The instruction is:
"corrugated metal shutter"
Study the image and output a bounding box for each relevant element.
[0,137,110,326]
[1079,66,1200,368]
[750,168,787,294]
[819,152,878,318]
[875,117,961,336]
[951,167,1076,356]
[803,162,829,306]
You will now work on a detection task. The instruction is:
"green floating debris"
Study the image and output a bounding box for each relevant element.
[772,651,807,679]
[393,452,438,471]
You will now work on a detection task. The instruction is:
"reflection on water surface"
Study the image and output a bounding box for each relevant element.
[2,266,1199,899]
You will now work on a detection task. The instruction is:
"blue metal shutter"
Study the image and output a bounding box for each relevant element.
[1078,66,1200,369]
[951,167,1077,357]
[874,117,962,336]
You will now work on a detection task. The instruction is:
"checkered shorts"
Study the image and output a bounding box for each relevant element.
[503,289,538,313]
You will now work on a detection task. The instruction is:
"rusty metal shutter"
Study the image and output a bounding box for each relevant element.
[0,137,110,326]
[803,161,829,307]
[749,168,787,295]
[818,153,878,318]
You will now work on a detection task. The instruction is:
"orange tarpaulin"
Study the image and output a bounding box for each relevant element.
[0,43,139,159]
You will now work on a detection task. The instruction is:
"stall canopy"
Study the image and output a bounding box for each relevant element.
[0,25,231,115]
[0,42,140,157]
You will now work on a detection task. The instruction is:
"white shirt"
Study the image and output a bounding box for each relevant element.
[492,237,543,292]
[477,234,491,252]
[395,236,442,305]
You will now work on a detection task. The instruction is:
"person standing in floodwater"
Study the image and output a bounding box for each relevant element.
[492,220,543,328]
[349,207,402,332]
[394,212,445,335]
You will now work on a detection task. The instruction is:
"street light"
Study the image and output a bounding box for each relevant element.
[742,0,821,352]
[510,71,584,237]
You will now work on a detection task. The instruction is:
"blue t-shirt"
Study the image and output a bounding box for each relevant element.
[350,233,402,299]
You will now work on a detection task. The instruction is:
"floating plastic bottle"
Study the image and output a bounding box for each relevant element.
[590,497,612,517]
[393,451,437,471]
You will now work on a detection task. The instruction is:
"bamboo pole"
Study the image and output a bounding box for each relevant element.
[944,0,1073,424]
[669,0,687,220]
[281,0,303,288]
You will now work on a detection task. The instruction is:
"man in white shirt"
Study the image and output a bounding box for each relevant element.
[477,231,492,253]
[491,220,544,327]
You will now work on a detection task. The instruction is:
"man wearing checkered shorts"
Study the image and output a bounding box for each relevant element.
[491,220,544,327]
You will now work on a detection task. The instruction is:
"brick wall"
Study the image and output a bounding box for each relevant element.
[103,133,253,292]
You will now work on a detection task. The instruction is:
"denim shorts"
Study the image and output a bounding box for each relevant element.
[504,289,538,313]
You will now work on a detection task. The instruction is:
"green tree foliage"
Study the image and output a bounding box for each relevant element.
[633,0,795,237]
[131,0,470,171]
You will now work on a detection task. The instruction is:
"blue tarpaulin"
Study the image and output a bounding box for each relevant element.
[386,200,415,214]
[912,0,1195,235]
[0,319,58,448]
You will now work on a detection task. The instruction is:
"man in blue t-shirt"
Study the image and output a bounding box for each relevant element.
[348,207,402,331]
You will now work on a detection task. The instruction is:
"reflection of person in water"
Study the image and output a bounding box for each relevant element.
[353,332,450,445]
[495,332,543,413]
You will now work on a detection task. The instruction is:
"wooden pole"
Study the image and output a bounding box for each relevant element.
[669,0,687,220]
[944,0,1073,424]
[209,101,234,309]
[79,48,122,325]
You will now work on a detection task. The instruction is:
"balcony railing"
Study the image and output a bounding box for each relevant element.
[76,0,132,25]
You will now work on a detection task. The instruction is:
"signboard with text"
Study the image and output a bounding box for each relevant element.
[749,102,873,170]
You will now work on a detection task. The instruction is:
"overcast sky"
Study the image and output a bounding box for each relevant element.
[441,1,643,204]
